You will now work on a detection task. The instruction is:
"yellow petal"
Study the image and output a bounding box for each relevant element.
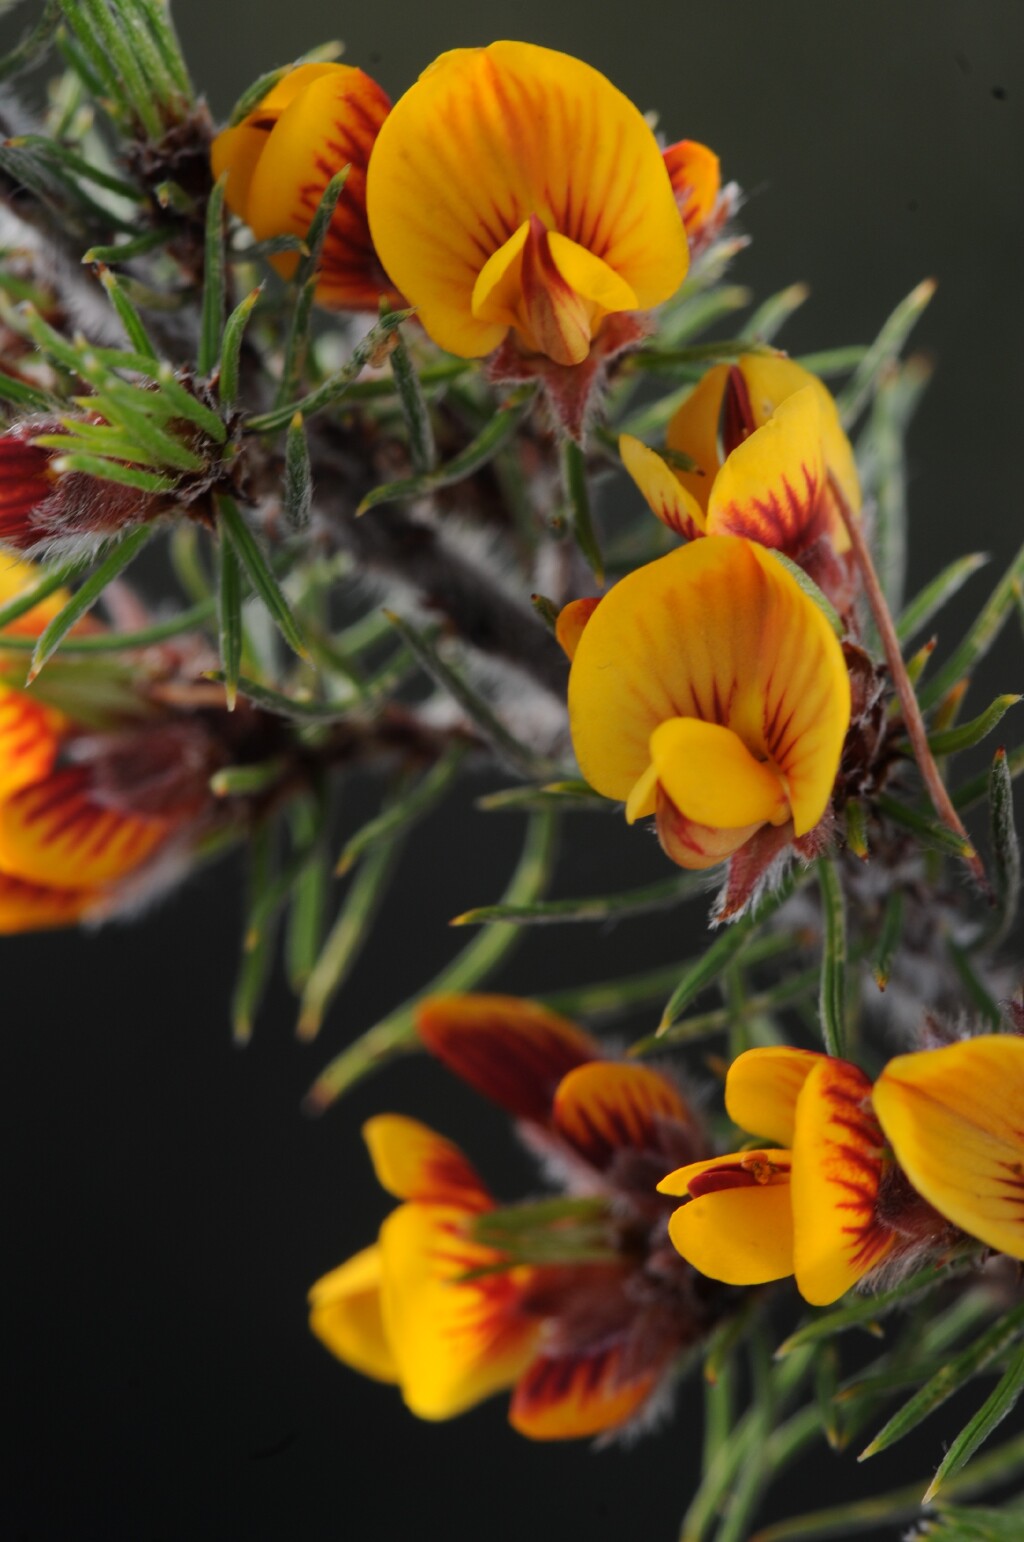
[241,66,392,310]
[308,1244,399,1384]
[662,139,721,242]
[0,766,169,888]
[707,387,829,555]
[363,1114,491,1210]
[873,1036,1024,1262]
[663,364,729,513]
[651,716,789,829]
[366,40,687,359]
[666,1151,795,1285]
[0,688,63,802]
[724,1045,825,1145]
[792,1058,894,1306]
[567,535,850,837]
[625,759,659,824]
[211,63,349,222]
[554,597,601,662]
[619,434,706,540]
[379,1202,540,1420]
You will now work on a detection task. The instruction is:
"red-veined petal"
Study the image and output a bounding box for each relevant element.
[379,1201,540,1420]
[0,869,96,933]
[552,1061,690,1168]
[662,139,721,242]
[619,434,706,540]
[308,1244,399,1384]
[0,765,170,888]
[415,993,597,1124]
[873,1036,1024,1262]
[0,688,63,802]
[706,387,829,555]
[509,1343,657,1439]
[363,1114,492,1211]
[792,1057,894,1305]
[366,41,687,359]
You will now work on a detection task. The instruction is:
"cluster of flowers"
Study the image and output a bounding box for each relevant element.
[313,993,1024,1439]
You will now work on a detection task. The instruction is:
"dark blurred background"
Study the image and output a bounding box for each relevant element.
[3,2,1024,1538]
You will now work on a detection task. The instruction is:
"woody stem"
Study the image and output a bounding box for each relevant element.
[830,473,989,894]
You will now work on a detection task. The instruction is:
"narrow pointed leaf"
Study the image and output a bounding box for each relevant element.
[247,309,415,433]
[920,538,1024,711]
[452,868,704,927]
[231,822,276,1045]
[876,792,977,861]
[198,171,226,377]
[561,438,603,583]
[836,277,937,427]
[204,671,354,721]
[743,282,810,344]
[897,553,990,645]
[283,412,312,530]
[356,384,536,514]
[218,286,262,409]
[94,262,157,358]
[217,495,307,659]
[476,779,610,813]
[336,744,465,876]
[777,1261,974,1357]
[923,696,1022,758]
[383,305,436,475]
[860,1302,1024,1464]
[285,796,329,993]
[304,811,558,1112]
[28,525,154,682]
[817,858,847,1058]
[216,534,243,712]
[985,748,1020,951]
[0,368,56,413]
[872,889,903,990]
[382,609,554,779]
[0,554,87,632]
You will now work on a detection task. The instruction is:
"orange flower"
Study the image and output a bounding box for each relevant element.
[310,993,716,1439]
[211,62,399,312]
[365,43,688,368]
[564,536,850,878]
[662,139,725,254]
[620,353,860,559]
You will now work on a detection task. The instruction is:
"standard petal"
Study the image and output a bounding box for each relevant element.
[379,1202,540,1420]
[706,387,829,555]
[666,1154,795,1285]
[663,364,728,513]
[0,688,63,801]
[308,1244,399,1384]
[363,1114,491,1210]
[0,765,169,888]
[552,1061,690,1168]
[211,63,344,218]
[739,353,860,531]
[567,535,850,837]
[619,434,706,539]
[415,993,597,1125]
[366,41,687,358]
[509,1343,657,1439]
[651,717,789,829]
[724,1046,825,1145]
[792,1057,894,1305]
[873,1036,1024,1262]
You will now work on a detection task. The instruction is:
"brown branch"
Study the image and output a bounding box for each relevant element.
[831,473,990,894]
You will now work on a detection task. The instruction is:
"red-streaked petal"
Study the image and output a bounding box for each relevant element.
[872,1036,1024,1262]
[0,869,96,933]
[555,597,601,661]
[308,1244,399,1384]
[619,433,706,539]
[552,1061,690,1168]
[792,1057,894,1305]
[509,1343,657,1439]
[363,1114,492,1211]
[658,1148,792,1197]
[416,993,598,1124]
[0,687,63,801]
[655,783,765,872]
[0,765,170,888]
[724,1046,825,1145]
[379,1201,540,1420]
[706,387,829,555]
[662,139,721,242]
[366,41,687,359]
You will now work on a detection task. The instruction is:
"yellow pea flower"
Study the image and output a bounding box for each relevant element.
[310,993,716,1439]
[211,62,399,312]
[365,41,688,367]
[565,535,851,872]
[662,139,724,254]
[873,1035,1024,1262]
[620,353,861,558]
[660,1047,896,1306]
